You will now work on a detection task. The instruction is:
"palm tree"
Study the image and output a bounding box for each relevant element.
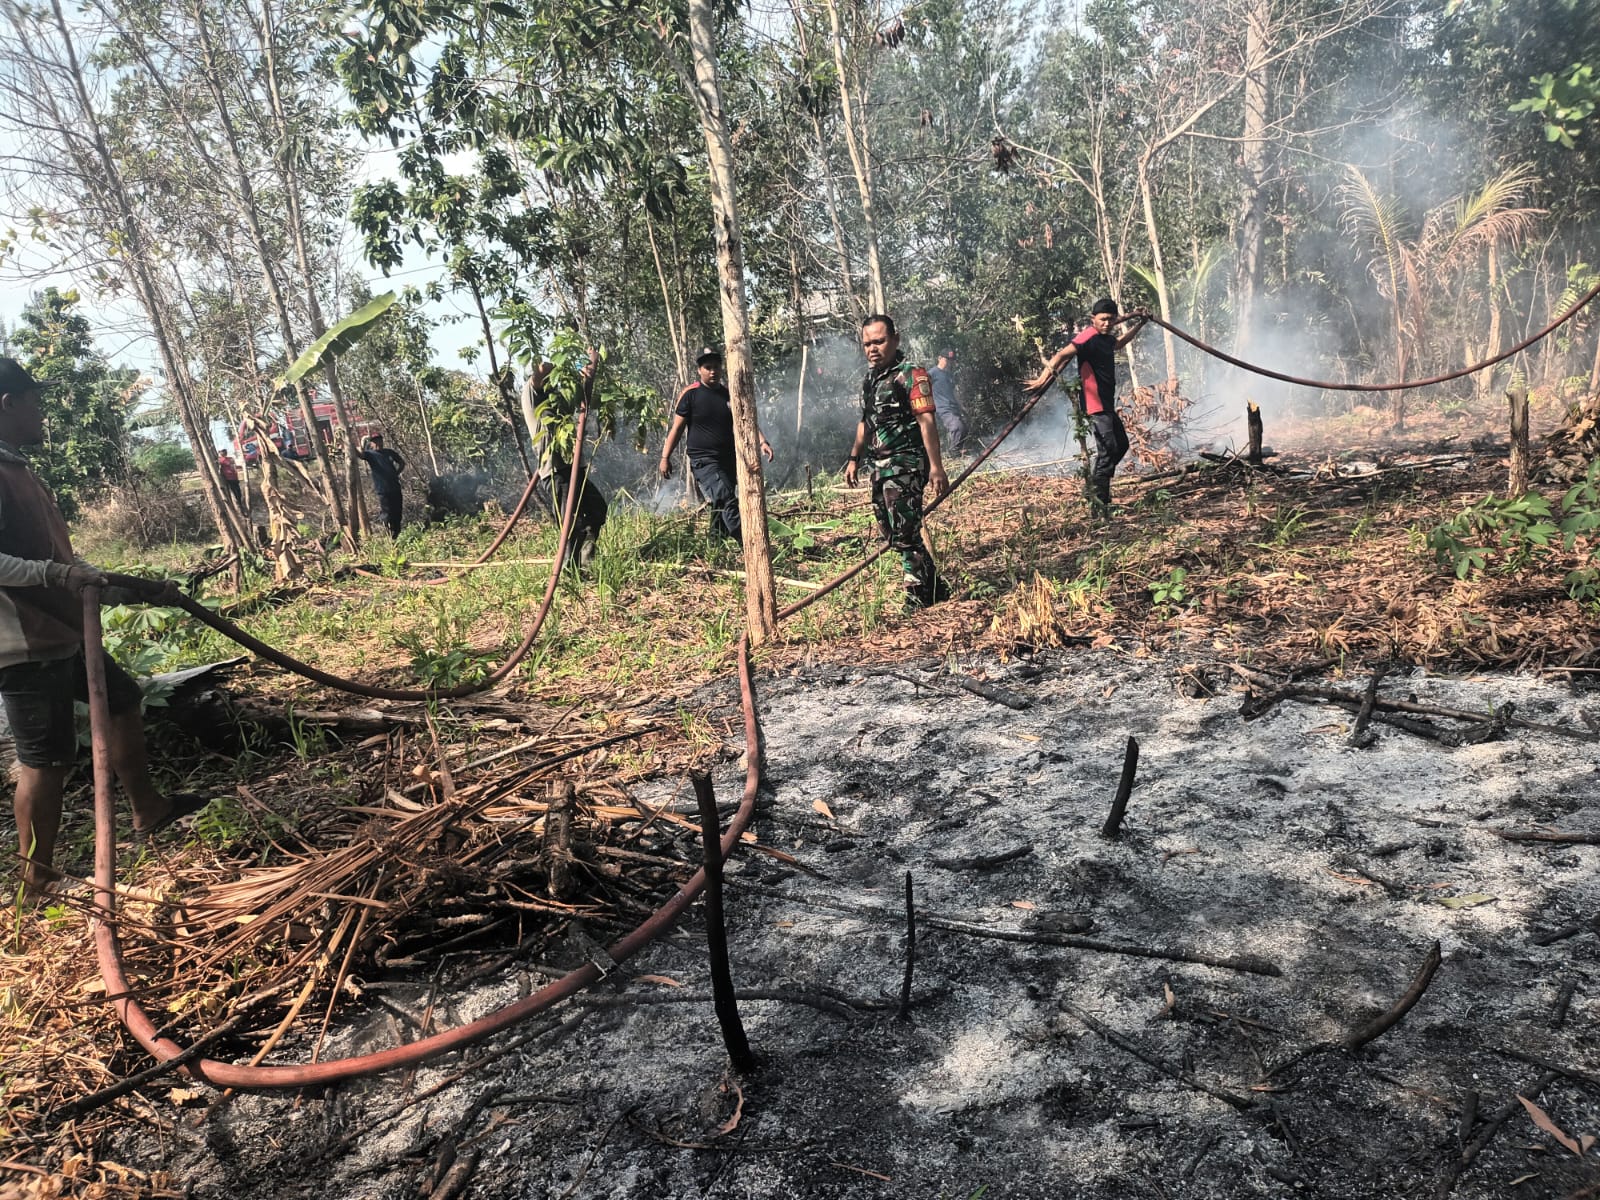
[1338,164,1542,429]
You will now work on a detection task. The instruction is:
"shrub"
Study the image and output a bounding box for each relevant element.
[130,440,195,482]
[77,479,213,550]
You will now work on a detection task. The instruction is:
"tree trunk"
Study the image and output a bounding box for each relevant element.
[1234,0,1269,357]
[1476,241,1503,405]
[1507,382,1530,498]
[645,211,689,386]
[255,0,369,540]
[1136,156,1179,382]
[686,0,778,645]
[188,0,351,540]
[35,0,248,558]
[1246,401,1264,465]
[824,0,886,313]
[466,274,536,480]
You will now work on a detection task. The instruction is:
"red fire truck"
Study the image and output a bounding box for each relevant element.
[237,396,381,464]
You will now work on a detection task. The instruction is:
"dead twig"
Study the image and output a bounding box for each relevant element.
[1343,941,1444,1051]
[1349,665,1386,747]
[1101,736,1140,840]
[1060,1001,1254,1111]
[897,871,915,1022]
[929,844,1033,872]
[1432,1071,1557,1198]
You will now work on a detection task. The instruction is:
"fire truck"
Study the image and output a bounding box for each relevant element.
[237,395,381,464]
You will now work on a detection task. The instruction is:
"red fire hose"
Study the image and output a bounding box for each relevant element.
[1140,278,1600,392]
[86,593,762,1088]
[85,276,1600,1087]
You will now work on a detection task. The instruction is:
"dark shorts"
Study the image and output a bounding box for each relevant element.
[0,650,144,768]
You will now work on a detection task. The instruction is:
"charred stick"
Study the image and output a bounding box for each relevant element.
[953,675,1031,710]
[1101,736,1140,840]
[1492,1045,1600,1094]
[1432,1071,1557,1199]
[1343,941,1443,1051]
[1495,829,1600,845]
[1276,684,1592,741]
[1553,978,1578,1026]
[930,844,1033,871]
[897,871,915,1022]
[723,878,1280,974]
[577,988,860,1019]
[692,772,755,1074]
[1061,1002,1254,1111]
[1350,666,1386,747]
[543,780,579,901]
[1532,923,1585,946]
[1456,1089,1478,1145]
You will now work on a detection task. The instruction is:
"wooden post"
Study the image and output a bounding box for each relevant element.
[1507,382,1530,497]
[1101,736,1140,840]
[692,772,756,1073]
[543,780,578,901]
[1246,401,1264,465]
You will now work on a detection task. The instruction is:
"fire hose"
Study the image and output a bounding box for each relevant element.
[83,278,1600,1087]
[81,382,1057,1089]
[1137,277,1600,392]
[105,401,595,704]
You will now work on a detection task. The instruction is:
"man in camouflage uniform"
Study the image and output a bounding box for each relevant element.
[845,314,951,607]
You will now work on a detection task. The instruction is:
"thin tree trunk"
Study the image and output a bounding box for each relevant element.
[823,0,886,312]
[1136,157,1179,382]
[645,210,688,385]
[465,274,536,481]
[254,0,368,539]
[33,0,248,558]
[188,0,350,539]
[1234,0,1269,357]
[685,0,778,645]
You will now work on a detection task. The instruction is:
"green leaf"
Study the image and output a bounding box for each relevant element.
[275,292,397,391]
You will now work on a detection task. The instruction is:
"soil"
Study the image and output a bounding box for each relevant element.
[118,647,1600,1200]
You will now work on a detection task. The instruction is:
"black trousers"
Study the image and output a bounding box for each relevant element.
[689,454,740,540]
[1088,410,1129,505]
[375,488,403,535]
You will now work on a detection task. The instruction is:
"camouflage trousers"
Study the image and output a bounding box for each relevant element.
[871,466,939,603]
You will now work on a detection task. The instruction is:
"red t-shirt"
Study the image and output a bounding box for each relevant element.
[1072,328,1119,415]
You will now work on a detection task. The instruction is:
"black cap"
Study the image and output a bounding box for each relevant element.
[938,348,955,359]
[1091,297,1119,317]
[695,346,723,366]
[0,357,54,397]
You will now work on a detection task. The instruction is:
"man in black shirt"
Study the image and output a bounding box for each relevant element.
[358,433,407,535]
[1026,298,1148,514]
[658,346,773,541]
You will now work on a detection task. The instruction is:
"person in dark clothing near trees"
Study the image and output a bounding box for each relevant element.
[359,433,406,536]
[1026,298,1148,516]
[928,348,965,450]
[845,315,951,608]
[658,346,773,543]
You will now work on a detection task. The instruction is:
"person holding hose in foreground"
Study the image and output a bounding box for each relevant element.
[1026,298,1149,517]
[845,314,952,608]
[0,358,205,901]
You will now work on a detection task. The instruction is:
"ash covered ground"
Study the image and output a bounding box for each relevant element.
[134,649,1600,1200]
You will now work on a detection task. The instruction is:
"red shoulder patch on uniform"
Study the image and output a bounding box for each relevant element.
[907,367,936,415]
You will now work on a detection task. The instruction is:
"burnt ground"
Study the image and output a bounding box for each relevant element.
[120,647,1600,1200]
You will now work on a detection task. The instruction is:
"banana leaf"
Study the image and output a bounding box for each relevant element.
[274,292,397,391]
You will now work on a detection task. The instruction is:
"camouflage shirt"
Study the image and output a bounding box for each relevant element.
[860,352,936,473]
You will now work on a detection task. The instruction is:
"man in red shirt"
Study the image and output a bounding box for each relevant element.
[217,448,244,510]
[0,358,205,900]
[1026,298,1149,514]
